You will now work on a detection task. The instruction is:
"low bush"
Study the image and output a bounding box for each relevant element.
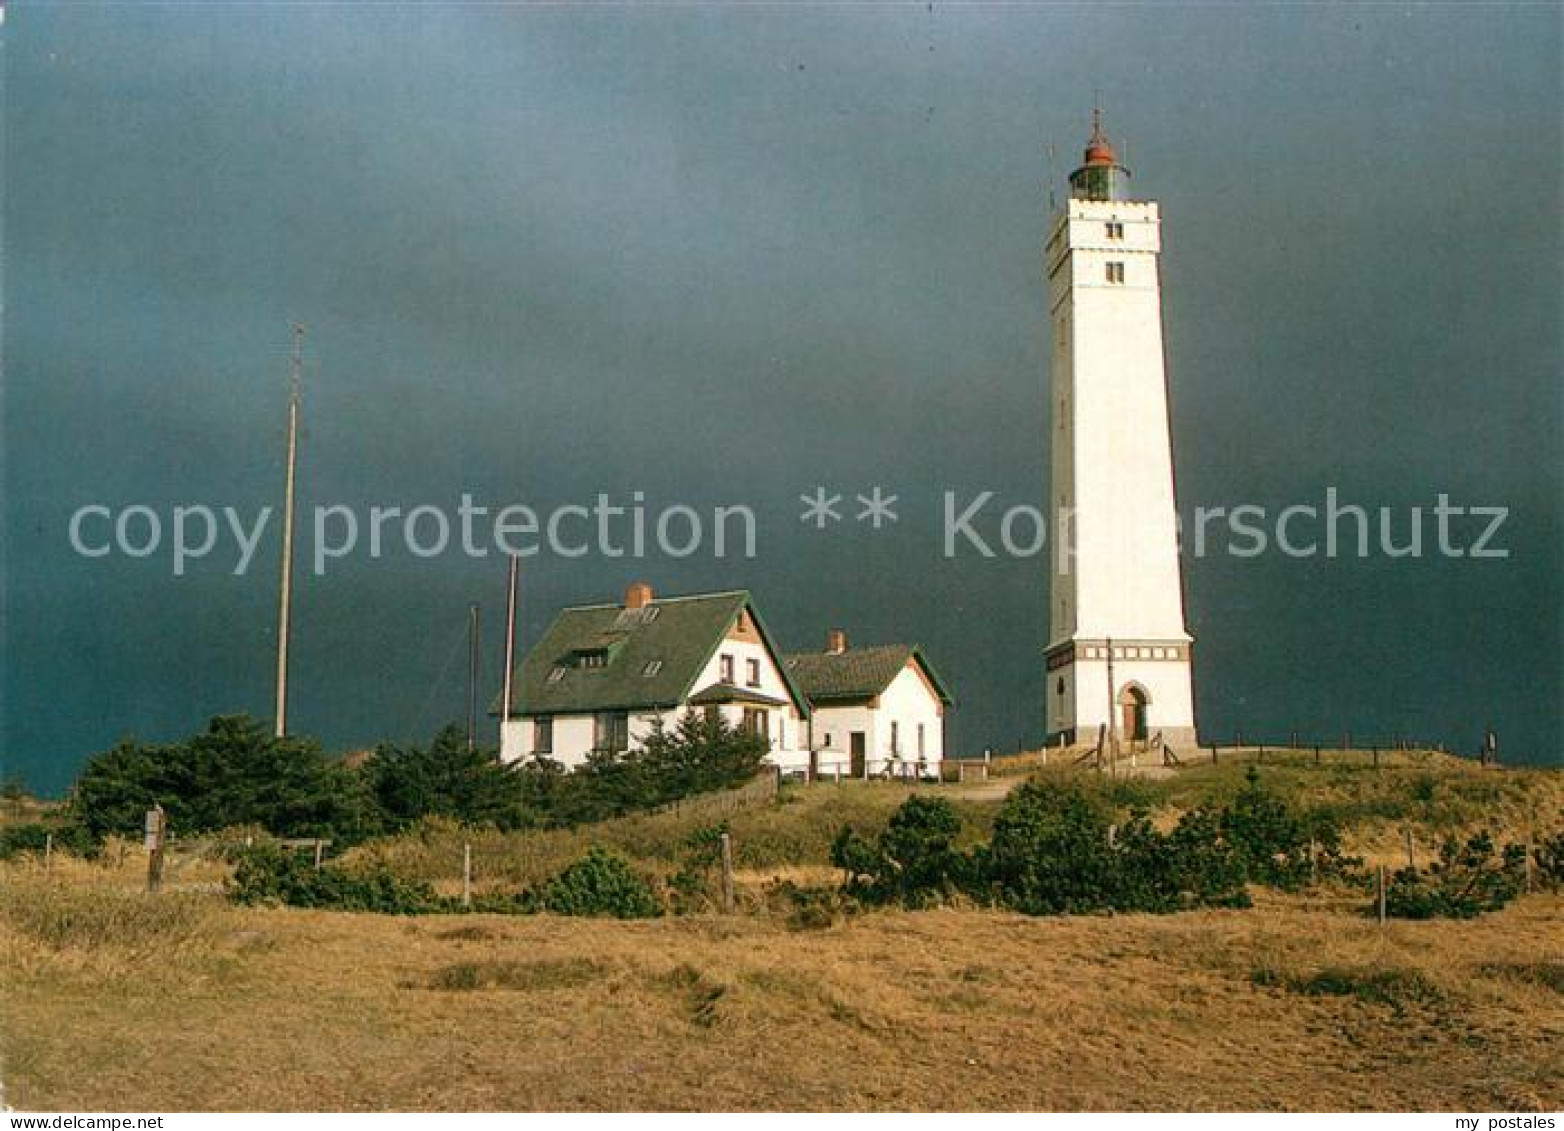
[831,795,972,910]
[540,847,662,919]
[1383,831,1527,919]
[837,773,1347,917]
[1252,964,1444,1012]
[0,821,98,861]
[229,844,443,914]
[1533,830,1564,888]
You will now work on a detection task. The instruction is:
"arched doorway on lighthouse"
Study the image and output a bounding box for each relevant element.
[1118,684,1149,742]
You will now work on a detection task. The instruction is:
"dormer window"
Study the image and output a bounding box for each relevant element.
[642,659,664,677]
[576,649,609,670]
[547,666,567,684]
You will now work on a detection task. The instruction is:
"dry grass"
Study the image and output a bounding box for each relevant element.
[3,755,1561,1111]
[348,780,999,895]
[2,873,1561,1111]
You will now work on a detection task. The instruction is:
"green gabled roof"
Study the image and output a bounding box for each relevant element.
[784,644,954,706]
[496,590,810,718]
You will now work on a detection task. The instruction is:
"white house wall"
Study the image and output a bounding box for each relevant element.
[808,660,946,778]
[498,616,810,771]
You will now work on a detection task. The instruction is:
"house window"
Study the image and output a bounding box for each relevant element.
[745,658,761,688]
[741,708,769,741]
[720,654,735,683]
[917,723,926,757]
[593,711,629,753]
[824,733,834,749]
[533,716,553,754]
[1106,221,1124,240]
[890,721,900,755]
[547,666,567,683]
[1106,261,1125,284]
[642,659,664,677]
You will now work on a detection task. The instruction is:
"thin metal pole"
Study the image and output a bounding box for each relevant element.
[1104,637,1117,774]
[274,325,304,739]
[500,556,520,744]
[467,603,481,752]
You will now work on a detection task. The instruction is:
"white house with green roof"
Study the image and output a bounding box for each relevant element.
[498,583,813,771]
[785,630,954,780]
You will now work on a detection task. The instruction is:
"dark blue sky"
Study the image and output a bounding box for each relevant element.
[3,4,1560,794]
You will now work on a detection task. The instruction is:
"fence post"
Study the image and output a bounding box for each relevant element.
[144,804,166,894]
[719,832,735,913]
[313,839,325,870]
[1372,746,1380,769]
[1211,745,1218,765]
[1524,833,1534,894]
[462,842,473,909]
[1376,865,1387,925]
[43,832,53,872]
[1404,828,1414,869]
[1314,744,1321,766]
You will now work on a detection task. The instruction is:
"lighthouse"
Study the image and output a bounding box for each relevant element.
[1044,114,1198,750]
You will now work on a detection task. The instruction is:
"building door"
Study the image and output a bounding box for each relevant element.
[1119,686,1148,742]
[850,732,867,777]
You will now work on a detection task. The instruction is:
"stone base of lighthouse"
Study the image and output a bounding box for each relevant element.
[1044,638,1197,751]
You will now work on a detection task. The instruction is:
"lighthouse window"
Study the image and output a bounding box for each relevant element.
[1106,262,1126,284]
[1106,222,1125,240]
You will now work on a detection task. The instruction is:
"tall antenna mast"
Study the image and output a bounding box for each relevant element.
[273,324,304,738]
[500,556,520,747]
[466,603,481,752]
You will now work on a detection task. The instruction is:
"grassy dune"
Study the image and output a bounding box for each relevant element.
[2,753,1560,1111]
[2,877,1559,1110]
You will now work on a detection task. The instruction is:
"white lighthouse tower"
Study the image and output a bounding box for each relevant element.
[1044,114,1198,750]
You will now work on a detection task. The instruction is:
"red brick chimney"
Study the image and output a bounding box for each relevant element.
[827,628,848,654]
[624,581,654,610]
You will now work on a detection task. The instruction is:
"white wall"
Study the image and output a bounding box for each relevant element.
[807,659,945,778]
[1044,195,1196,743]
[498,620,810,771]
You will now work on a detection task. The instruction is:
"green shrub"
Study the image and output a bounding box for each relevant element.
[229,844,442,914]
[1252,964,1444,1012]
[1534,831,1564,888]
[0,820,98,860]
[665,823,729,915]
[1383,831,1526,919]
[71,715,382,845]
[831,795,972,909]
[1220,768,1353,890]
[766,880,845,930]
[540,847,662,918]
[368,724,536,832]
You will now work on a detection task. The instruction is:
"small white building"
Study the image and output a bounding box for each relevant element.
[498,583,814,772]
[785,630,953,779]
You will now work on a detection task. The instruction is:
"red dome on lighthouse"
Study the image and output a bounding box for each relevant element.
[1082,109,1117,166]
